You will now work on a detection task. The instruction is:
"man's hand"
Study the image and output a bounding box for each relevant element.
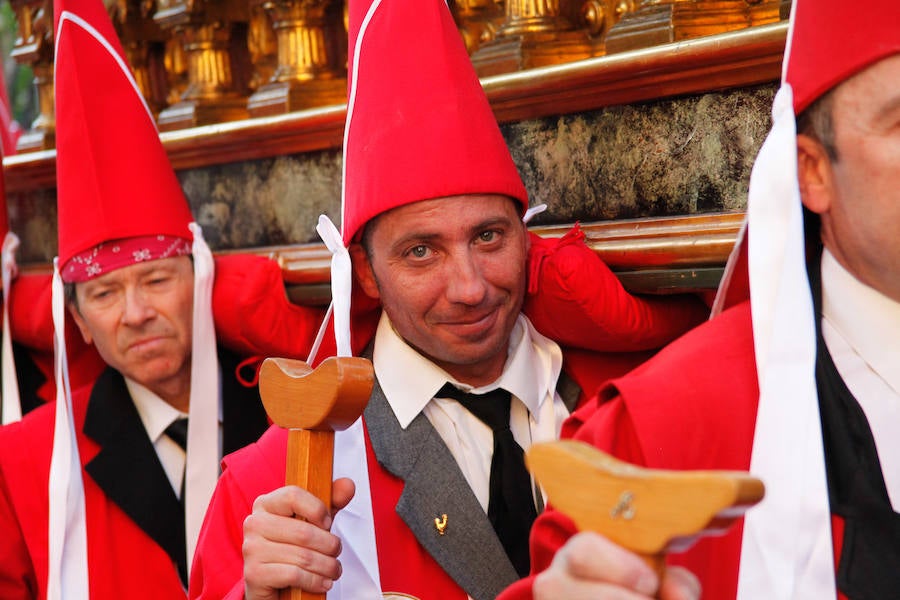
[533,532,701,600]
[242,478,356,600]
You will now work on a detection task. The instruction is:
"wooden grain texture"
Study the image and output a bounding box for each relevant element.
[258,356,374,600]
[526,440,764,575]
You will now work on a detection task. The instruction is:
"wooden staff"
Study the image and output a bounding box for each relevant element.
[526,440,764,580]
[259,356,375,600]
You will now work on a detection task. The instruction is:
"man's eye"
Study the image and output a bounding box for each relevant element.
[409,245,429,258]
[479,230,497,242]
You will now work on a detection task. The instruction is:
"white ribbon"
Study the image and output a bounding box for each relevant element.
[736,84,835,600]
[185,223,220,572]
[306,301,334,366]
[330,419,382,599]
[522,203,547,224]
[47,258,89,600]
[710,219,747,318]
[316,215,353,358]
[1,231,22,424]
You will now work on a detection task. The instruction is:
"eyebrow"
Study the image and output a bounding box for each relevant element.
[388,215,515,252]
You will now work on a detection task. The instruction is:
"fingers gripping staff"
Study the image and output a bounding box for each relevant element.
[259,356,374,600]
[526,441,764,585]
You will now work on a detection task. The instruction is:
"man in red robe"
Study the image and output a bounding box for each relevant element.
[0,0,322,597]
[187,1,708,599]
[499,1,900,598]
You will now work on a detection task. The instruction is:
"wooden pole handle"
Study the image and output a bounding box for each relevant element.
[259,356,374,600]
[280,429,335,600]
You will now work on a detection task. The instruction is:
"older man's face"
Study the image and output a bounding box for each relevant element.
[70,256,194,408]
[804,53,900,302]
[352,194,529,387]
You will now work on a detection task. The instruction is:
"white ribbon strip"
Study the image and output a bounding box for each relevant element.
[47,259,89,600]
[737,84,835,600]
[1,231,22,424]
[185,223,220,572]
[306,301,334,366]
[710,219,747,318]
[316,215,353,358]
[523,204,547,224]
[330,419,382,599]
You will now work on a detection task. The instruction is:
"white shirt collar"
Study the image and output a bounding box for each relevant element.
[126,378,188,444]
[821,249,900,397]
[373,312,562,429]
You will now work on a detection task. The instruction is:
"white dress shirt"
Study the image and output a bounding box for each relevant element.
[372,311,568,513]
[127,374,223,500]
[821,249,900,510]
[127,379,189,498]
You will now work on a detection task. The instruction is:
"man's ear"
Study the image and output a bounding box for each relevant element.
[67,304,93,345]
[348,243,380,300]
[796,133,834,215]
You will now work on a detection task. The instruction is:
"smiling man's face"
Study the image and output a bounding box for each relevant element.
[351,194,529,387]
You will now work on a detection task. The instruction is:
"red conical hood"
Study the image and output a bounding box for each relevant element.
[786,0,900,114]
[340,0,528,245]
[54,0,193,274]
[0,149,8,238]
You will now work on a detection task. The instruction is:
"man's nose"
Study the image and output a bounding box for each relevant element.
[445,251,488,305]
[120,287,157,325]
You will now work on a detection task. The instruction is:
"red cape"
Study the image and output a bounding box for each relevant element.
[0,388,186,599]
[500,301,847,600]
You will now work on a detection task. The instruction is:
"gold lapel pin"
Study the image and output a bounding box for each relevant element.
[434,513,448,536]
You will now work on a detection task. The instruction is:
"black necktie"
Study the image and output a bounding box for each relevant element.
[438,383,536,577]
[163,417,189,586]
[164,417,188,451]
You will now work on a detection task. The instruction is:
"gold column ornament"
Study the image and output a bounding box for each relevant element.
[605,0,784,54]
[247,1,278,92]
[10,0,55,152]
[247,0,346,117]
[164,34,189,107]
[154,0,252,131]
[451,0,505,55]
[109,0,172,116]
[470,0,597,77]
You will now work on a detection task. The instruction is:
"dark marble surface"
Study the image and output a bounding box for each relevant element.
[508,84,775,225]
[9,83,775,264]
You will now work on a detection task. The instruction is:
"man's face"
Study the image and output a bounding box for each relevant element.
[800,53,900,302]
[351,194,530,387]
[70,256,194,406]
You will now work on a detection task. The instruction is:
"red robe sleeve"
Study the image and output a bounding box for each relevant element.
[523,226,709,353]
[500,302,758,600]
[189,426,287,600]
[212,254,326,359]
[0,444,38,599]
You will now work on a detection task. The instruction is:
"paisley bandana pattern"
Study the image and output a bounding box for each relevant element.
[62,235,191,283]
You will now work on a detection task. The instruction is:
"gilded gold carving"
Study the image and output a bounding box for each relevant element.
[470,0,596,76]
[451,0,504,54]
[109,0,172,115]
[247,0,346,117]
[10,0,56,151]
[606,0,784,54]
[247,2,278,90]
[164,34,189,105]
[580,0,631,44]
[154,0,252,130]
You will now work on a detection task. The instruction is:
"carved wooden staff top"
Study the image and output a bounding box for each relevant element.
[259,356,375,600]
[526,440,765,581]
